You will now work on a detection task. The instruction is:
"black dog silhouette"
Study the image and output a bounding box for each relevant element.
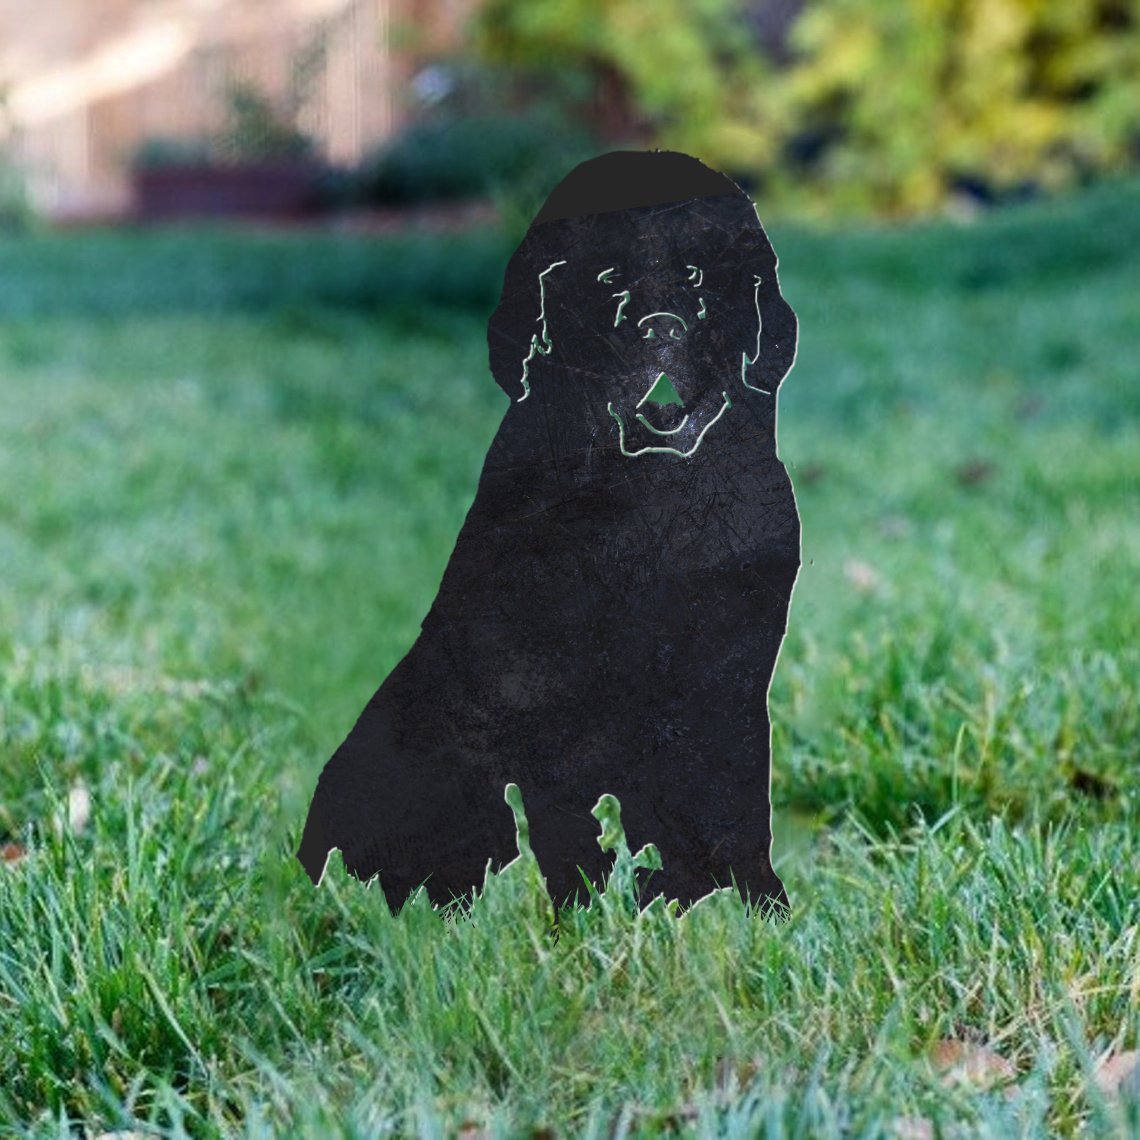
[298,151,800,913]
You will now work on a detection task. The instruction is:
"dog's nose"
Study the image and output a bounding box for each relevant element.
[636,311,688,343]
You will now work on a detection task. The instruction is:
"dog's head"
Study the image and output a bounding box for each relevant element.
[488,152,797,459]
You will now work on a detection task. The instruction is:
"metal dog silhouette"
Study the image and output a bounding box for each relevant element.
[298,151,800,913]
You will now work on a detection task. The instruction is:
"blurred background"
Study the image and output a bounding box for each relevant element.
[3,0,1140,224]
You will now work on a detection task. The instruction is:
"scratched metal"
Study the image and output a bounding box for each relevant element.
[298,151,800,913]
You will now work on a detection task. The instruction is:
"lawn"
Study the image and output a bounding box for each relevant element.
[0,180,1137,1137]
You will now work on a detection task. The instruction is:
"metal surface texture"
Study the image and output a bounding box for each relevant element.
[298,151,800,913]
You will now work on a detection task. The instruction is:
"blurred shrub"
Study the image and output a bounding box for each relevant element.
[473,0,778,178]
[215,80,317,164]
[771,0,1140,215]
[0,160,33,232]
[473,0,1140,217]
[354,111,597,217]
[133,84,317,171]
[130,137,216,170]
[0,93,34,232]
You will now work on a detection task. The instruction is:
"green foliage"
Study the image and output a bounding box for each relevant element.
[133,26,331,169]
[354,112,596,213]
[473,0,778,176]
[770,0,1140,214]
[211,23,331,164]
[214,80,316,163]
[0,153,33,232]
[130,87,316,170]
[474,0,1140,215]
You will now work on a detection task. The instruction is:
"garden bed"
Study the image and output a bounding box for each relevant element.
[132,160,324,221]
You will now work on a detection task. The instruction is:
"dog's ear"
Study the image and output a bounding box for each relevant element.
[488,230,569,402]
[737,218,797,397]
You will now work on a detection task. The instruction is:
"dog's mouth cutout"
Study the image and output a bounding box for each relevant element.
[636,372,688,436]
[608,372,732,459]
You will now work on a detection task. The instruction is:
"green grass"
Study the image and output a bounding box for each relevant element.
[1,179,1138,1137]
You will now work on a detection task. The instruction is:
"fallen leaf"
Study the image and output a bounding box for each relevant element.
[929,1038,1017,1091]
[1,841,26,865]
[715,1054,762,1090]
[459,1125,558,1139]
[843,558,880,594]
[954,460,995,487]
[69,781,92,833]
[877,514,912,539]
[893,1118,934,1140]
[632,1102,700,1132]
[1094,1050,1140,1100]
[1068,766,1117,801]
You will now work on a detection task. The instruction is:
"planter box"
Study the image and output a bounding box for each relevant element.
[132,162,323,220]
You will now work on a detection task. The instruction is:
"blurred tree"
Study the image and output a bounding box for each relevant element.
[473,0,1140,216]
[473,0,781,178]
[774,0,1140,214]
